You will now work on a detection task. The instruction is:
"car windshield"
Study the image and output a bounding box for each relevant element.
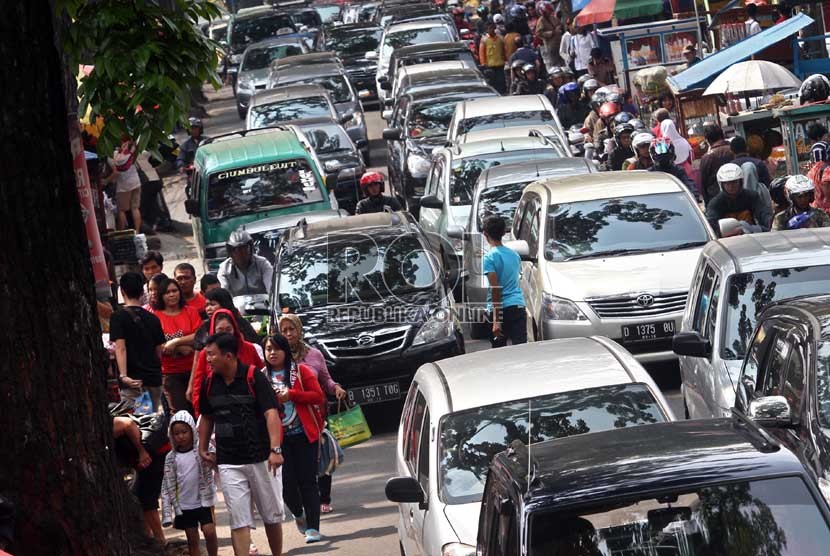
[231,15,296,52]
[545,192,709,262]
[439,384,664,505]
[277,234,436,308]
[206,160,323,220]
[314,5,342,23]
[458,110,553,135]
[722,265,830,359]
[407,101,457,138]
[326,29,382,54]
[401,51,475,68]
[301,123,352,153]
[476,181,526,230]
[249,97,331,127]
[210,24,227,42]
[280,74,352,103]
[381,27,453,63]
[450,149,558,206]
[242,44,304,71]
[529,476,830,556]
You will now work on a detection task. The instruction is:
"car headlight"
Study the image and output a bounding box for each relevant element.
[442,543,475,556]
[542,294,588,321]
[412,310,454,346]
[406,153,431,178]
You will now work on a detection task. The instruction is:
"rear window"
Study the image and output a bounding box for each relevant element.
[458,110,553,135]
[231,15,296,52]
[207,160,324,220]
[242,45,305,71]
[249,97,331,127]
[477,181,527,230]
[450,149,560,206]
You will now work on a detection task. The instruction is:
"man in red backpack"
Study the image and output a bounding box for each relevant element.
[198,333,284,556]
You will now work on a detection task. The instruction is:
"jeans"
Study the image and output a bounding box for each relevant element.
[484,67,507,95]
[282,434,321,531]
[489,305,528,348]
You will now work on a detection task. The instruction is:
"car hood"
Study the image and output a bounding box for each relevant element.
[335,100,359,117]
[443,503,481,546]
[239,68,270,85]
[547,248,702,301]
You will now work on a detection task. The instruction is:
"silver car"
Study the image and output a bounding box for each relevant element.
[386,336,676,556]
[454,158,596,339]
[235,37,308,119]
[245,84,346,130]
[674,228,830,419]
[507,171,714,363]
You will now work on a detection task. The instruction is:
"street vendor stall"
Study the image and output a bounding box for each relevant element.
[773,101,830,174]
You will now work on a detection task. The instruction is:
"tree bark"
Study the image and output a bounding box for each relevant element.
[0,3,154,555]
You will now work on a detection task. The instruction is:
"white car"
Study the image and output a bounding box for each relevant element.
[446,94,567,148]
[508,171,714,363]
[385,336,676,556]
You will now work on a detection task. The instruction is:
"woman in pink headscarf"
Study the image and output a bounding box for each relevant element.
[661,119,697,186]
[808,142,830,211]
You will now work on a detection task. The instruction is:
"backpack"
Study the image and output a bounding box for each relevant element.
[204,365,258,401]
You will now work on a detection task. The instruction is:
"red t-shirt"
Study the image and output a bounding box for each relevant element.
[186,292,206,316]
[156,306,202,374]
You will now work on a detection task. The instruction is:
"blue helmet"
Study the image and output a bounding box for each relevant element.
[558,82,580,105]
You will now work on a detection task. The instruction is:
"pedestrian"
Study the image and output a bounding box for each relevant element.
[161,411,218,556]
[730,135,772,187]
[680,44,701,70]
[651,108,671,138]
[535,4,562,68]
[745,2,762,36]
[660,119,695,183]
[110,272,165,412]
[509,36,540,68]
[198,333,285,556]
[154,277,202,413]
[479,23,507,94]
[200,273,221,295]
[559,18,573,70]
[136,151,164,235]
[481,215,527,347]
[571,25,595,77]
[705,163,771,236]
[191,309,263,416]
[262,334,326,543]
[775,1,789,24]
[698,124,735,206]
[587,47,615,85]
[144,272,168,312]
[108,137,143,232]
[141,251,164,283]
[278,313,347,514]
[217,230,274,297]
[177,117,207,173]
[772,175,830,230]
[174,263,206,315]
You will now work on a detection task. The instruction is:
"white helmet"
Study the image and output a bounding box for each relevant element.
[785,174,815,195]
[717,163,743,184]
[227,229,253,248]
[632,132,654,148]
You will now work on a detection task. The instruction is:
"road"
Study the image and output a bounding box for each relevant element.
[159,85,684,555]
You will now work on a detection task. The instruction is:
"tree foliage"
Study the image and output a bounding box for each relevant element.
[58,0,222,155]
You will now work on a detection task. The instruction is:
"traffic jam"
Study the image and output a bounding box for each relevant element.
[101,0,830,554]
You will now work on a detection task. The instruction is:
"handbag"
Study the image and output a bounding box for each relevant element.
[318,428,345,477]
[327,400,372,448]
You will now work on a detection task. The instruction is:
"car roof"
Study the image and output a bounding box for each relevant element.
[703,228,830,274]
[526,170,684,204]
[766,295,830,338]
[428,337,651,412]
[480,158,596,189]
[250,84,330,106]
[233,6,285,20]
[242,209,343,235]
[445,136,558,159]
[290,211,417,240]
[407,84,497,103]
[194,128,307,175]
[514,418,806,508]
[385,20,450,33]
[393,41,470,59]
[274,62,346,82]
[274,52,339,67]
[244,36,305,52]
[458,94,547,118]
[401,60,466,78]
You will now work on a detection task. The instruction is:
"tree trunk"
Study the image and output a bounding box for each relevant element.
[0,3,154,555]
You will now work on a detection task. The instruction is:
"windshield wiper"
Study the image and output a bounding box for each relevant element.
[671,240,709,250]
[564,248,649,261]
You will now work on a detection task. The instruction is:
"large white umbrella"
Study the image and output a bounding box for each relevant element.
[703,60,802,96]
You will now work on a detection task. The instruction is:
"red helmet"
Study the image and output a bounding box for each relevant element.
[599,101,621,119]
[360,171,385,189]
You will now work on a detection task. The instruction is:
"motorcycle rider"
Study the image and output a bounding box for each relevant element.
[772,175,830,230]
[623,132,654,170]
[555,82,588,129]
[217,229,274,296]
[176,117,207,173]
[509,59,526,94]
[355,172,402,214]
[648,138,698,199]
[593,101,621,160]
[515,63,545,95]
[452,7,467,31]
[705,163,771,236]
[606,122,634,171]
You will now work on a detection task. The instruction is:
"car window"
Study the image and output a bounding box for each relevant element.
[417,407,430,491]
[249,97,332,127]
[401,382,418,455]
[425,158,441,196]
[513,198,527,238]
[458,110,554,135]
[407,100,458,139]
[231,15,296,52]
[242,45,304,71]
[325,28,382,55]
[477,181,529,232]
[528,204,540,255]
[783,332,806,417]
[816,341,830,427]
[300,123,352,154]
[705,276,721,341]
[741,320,775,400]
[760,329,790,398]
[692,265,716,334]
[434,161,446,202]
[407,392,427,474]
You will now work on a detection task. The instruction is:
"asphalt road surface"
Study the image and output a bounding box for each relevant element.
[160,85,684,555]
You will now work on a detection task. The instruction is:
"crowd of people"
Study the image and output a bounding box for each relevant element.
[109,243,347,556]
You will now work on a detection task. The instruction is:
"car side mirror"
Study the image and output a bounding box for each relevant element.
[418,195,442,210]
[184,198,200,216]
[378,75,389,84]
[385,477,427,510]
[503,239,534,262]
[355,139,368,149]
[338,113,353,125]
[382,127,402,140]
[672,331,711,358]
[719,218,743,238]
[446,225,464,240]
[365,51,378,60]
[747,395,795,427]
[380,80,392,91]
[444,267,461,286]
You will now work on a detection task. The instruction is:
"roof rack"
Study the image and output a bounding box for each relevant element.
[289,210,412,244]
[199,126,290,147]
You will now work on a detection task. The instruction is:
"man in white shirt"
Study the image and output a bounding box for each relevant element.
[217,230,274,297]
[745,3,762,36]
[559,18,573,69]
[571,26,595,76]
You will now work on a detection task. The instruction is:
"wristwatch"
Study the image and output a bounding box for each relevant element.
[271,447,282,455]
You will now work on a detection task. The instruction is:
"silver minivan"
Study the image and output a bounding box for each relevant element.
[674,228,830,419]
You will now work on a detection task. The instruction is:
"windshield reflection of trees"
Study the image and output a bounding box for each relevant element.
[459,111,551,134]
[546,199,681,261]
[305,126,348,153]
[208,165,319,220]
[328,33,381,54]
[478,184,524,228]
[253,100,329,126]
[386,29,450,50]
[440,385,662,502]
[245,46,302,70]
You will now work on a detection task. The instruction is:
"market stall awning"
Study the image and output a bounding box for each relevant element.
[668,12,814,93]
[574,0,663,26]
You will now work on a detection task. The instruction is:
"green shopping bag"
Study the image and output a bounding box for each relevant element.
[327,400,372,448]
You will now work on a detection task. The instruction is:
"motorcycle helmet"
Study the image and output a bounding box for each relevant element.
[493,13,504,23]
[509,4,526,19]
[227,229,253,249]
[582,78,600,94]
[562,67,575,81]
[785,174,815,195]
[629,118,646,132]
[614,122,635,140]
[188,117,203,129]
[522,63,537,76]
[613,112,634,125]
[360,171,385,190]
[511,59,525,75]
[577,74,592,89]
[605,91,623,105]
[476,4,489,18]
[550,66,564,78]
[716,162,744,185]
[632,132,654,149]
[769,176,791,207]
[650,138,676,165]
[599,101,621,119]
[590,91,608,111]
[799,74,830,104]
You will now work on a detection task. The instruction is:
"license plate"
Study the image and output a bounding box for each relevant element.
[621,320,676,343]
[347,381,401,405]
